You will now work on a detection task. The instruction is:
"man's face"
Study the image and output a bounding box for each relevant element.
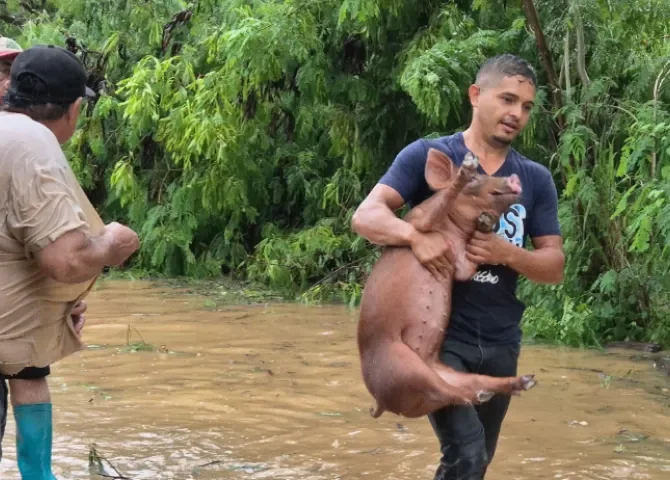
[0,61,11,103]
[61,97,84,144]
[469,74,536,147]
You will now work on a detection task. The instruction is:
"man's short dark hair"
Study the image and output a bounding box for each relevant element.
[475,54,537,87]
[1,103,70,122]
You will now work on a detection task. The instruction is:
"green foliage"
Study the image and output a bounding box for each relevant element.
[517,0,670,347]
[4,0,670,346]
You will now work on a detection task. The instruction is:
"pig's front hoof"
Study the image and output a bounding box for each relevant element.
[476,212,497,233]
[463,152,479,169]
[476,390,495,403]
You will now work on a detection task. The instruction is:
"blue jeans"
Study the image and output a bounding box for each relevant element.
[428,337,521,480]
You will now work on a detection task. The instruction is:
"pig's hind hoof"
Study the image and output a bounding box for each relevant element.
[520,374,536,390]
[476,390,495,403]
[509,374,537,397]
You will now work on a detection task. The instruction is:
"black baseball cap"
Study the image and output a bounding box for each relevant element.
[7,44,96,106]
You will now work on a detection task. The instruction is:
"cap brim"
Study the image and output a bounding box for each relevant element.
[0,50,21,61]
[84,86,96,98]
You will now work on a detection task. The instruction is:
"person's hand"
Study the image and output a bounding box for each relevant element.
[104,222,140,266]
[71,301,87,337]
[409,229,455,280]
[465,231,512,266]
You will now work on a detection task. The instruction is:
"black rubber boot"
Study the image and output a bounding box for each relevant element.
[433,462,486,480]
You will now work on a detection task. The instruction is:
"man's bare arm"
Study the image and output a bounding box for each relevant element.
[503,235,565,285]
[354,180,476,280]
[351,184,420,246]
[34,222,139,284]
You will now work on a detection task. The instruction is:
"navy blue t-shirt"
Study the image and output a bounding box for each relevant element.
[378,132,561,346]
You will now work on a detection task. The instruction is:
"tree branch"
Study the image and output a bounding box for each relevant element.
[521,0,564,130]
[19,1,38,14]
[0,11,23,25]
[563,31,571,102]
[573,3,590,87]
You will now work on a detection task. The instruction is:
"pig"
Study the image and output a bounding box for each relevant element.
[357,148,537,419]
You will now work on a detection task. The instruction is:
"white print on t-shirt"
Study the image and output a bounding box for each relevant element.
[497,204,527,248]
[471,204,526,285]
[472,270,499,284]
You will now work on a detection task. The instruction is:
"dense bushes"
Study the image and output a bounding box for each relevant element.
[3,0,670,346]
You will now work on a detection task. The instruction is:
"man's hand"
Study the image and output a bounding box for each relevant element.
[71,301,87,337]
[465,231,512,266]
[466,231,565,284]
[409,230,455,280]
[104,222,140,266]
[34,221,140,284]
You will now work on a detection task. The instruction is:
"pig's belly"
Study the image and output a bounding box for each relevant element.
[361,247,451,361]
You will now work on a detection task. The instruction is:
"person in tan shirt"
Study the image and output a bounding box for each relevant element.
[0,36,80,476]
[0,44,140,479]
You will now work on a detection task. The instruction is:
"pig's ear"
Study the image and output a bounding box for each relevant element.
[425,148,456,190]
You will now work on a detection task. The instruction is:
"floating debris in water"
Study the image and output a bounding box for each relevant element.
[225,463,268,473]
[616,429,648,442]
[88,443,132,479]
[568,420,589,427]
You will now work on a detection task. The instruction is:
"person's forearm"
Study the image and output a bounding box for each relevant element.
[351,204,418,247]
[503,245,564,284]
[55,232,115,284]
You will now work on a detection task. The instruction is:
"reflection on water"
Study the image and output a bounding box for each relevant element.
[0,279,669,479]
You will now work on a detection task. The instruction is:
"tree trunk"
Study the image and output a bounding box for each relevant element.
[521,0,565,131]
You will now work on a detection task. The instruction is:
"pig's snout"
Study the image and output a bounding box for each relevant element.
[507,174,522,195]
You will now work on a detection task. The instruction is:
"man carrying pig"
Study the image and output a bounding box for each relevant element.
[351,53,565,479]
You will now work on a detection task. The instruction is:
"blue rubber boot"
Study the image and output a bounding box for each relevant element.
[13,403,57,480]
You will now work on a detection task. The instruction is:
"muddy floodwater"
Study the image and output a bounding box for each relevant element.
[1,280,670,479]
